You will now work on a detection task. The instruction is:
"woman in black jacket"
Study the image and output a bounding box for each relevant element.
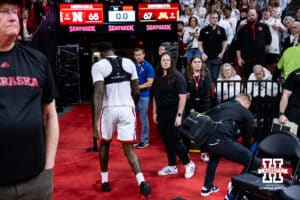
[184,55,212,161]
[152,52,195,179]
[185,56,212,113]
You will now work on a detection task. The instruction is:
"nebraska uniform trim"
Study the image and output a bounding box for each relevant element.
[0,76,39,87]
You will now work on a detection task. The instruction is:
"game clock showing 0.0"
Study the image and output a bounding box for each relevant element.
[59,4,104,25]
[138,3,179,22]
[108,5,136,23]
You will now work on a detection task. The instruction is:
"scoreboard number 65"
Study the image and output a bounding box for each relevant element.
[88,13,100,21]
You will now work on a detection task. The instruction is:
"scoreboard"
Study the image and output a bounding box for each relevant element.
[107,5,136,23]
[60,4,104,25]
[59,3,179,33]
[138,3,178,22]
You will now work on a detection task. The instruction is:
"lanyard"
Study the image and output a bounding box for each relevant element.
[193,74,201,91]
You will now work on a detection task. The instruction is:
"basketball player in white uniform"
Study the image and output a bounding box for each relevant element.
[91,41,151,198]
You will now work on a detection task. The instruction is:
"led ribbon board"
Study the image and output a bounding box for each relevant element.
[59,3,104,25]
[108,5,135,23]
[138,3,179,22]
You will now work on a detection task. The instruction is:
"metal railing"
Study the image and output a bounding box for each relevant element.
[214,79,284,139]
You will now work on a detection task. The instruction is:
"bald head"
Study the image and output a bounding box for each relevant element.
[247,9,258,24]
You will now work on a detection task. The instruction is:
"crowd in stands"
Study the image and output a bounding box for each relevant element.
[176,0,299,89]
[132,1,300,181]
[18,0,50,44]
[172,0,300,129]
[15,0,299,125]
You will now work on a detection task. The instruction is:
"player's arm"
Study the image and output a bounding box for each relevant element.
[129,58,140,105]
[93,81,104,138]
[131,79,140,105]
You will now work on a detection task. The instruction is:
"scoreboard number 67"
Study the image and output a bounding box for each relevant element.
[143,12,152,20]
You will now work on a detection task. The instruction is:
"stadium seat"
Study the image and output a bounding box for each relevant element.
[231,131,300,200]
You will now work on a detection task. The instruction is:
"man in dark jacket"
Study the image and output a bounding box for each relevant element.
[236,9,272,79]
[200,93,261,197]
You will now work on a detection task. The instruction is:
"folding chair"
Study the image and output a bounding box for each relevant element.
[281,185,300,200]
[231,131,300,200]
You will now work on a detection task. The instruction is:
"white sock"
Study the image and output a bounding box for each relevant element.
[101,171,108,183]
[136,172,145,185]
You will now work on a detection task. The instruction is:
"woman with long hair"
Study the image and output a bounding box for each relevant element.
[216,63,242,102]
[152,52,195,179]
[193,0,207,27]
[185,56,212,113]
[184,55,212,162]
[269,0,282,19]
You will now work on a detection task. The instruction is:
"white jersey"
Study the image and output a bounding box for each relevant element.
[91,56,138,107]
[261,17,286,54]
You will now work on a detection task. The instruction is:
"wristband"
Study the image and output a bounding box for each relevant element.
[177,113,182,117]
[279,112,285,116]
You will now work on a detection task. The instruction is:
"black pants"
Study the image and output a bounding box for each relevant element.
[286,106,300,173]
[204,137,261,188]
[157,106,190,166]
[206,58,222,82]
[286,106,300,137]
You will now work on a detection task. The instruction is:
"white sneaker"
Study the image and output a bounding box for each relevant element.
[158,165,178,176]
[228,181,232,194]
[201,153,210,162]
[184,161,195,179]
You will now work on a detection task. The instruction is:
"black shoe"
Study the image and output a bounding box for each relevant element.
[201,185,219,196]
[139,181,151,197]
[56,106,64,113]
[101,182,111,192]
[136,142,149,149]
[133,142,138,147]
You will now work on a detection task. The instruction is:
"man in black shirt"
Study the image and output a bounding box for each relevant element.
[198,12,227,82]
[0,0,59,199]
[200,93,261,197]
[236,9,272,79]
[278,68,300,185]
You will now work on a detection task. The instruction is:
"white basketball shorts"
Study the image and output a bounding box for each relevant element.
[99,106,136,142]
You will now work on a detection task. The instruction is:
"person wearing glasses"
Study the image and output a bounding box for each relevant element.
[0,0,59,199]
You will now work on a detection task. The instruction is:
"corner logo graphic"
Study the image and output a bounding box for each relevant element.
[0,61,10,68]
[258,158,288,183]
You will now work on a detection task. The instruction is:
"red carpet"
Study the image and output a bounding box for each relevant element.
[54,103,244,200]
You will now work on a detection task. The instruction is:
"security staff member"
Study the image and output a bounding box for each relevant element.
[279,68,300,136]
[278,68,300,182]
